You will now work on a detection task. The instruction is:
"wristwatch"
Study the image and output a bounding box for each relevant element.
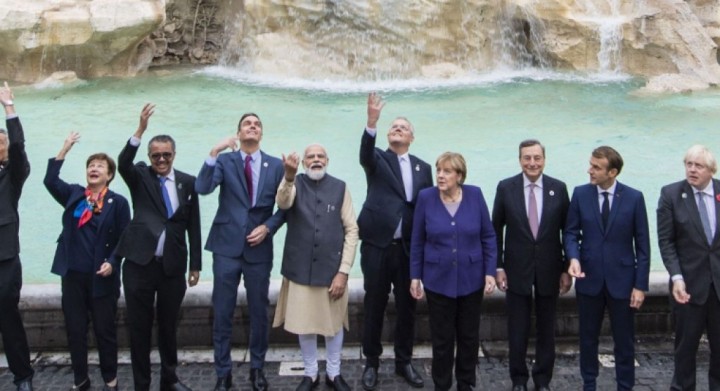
[2,100,13,107]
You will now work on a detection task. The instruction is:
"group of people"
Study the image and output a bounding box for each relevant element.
[0,83,718,391]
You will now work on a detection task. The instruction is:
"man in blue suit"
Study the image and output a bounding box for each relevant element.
[196,113,285,391]
[564,146,650,391]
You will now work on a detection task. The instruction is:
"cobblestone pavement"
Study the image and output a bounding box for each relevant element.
[0,339,712,390]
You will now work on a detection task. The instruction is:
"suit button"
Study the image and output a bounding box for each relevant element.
[313,258,317,262]
[451,221,456,226]
[105,244,109,247]
[452,248,456,253]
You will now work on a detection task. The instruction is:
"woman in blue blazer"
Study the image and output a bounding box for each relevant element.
[43,132,130,391]
[410,152,497,391]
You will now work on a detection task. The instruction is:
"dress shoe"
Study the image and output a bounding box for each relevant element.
[536,387,551,391]
[295,376,319,391]
[162,381,192,391]
[214,374,232,391]
[16,380,33,391]
[361,365,378,390]
[250,368,268,391]
[325,374,351,391]
[70,378,90,391]
[395,363,424,388]
[102,384,118,391]
[512,385,528,391]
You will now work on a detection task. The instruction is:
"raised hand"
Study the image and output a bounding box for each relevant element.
[135,103,156,137]
[56,131,81,160]
[0,81,14,106]
[210,135,239,157]
[367,92,385,129]
[282,152,299,181]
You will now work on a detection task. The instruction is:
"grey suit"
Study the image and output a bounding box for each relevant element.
[658,179,720,390]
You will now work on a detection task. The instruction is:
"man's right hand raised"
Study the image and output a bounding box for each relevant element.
[210,136,239,158]
[134,103,155,138]
[282,152,299,182]
[367,92,385,129]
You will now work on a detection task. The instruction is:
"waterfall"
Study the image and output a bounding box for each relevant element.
[493,0,549,70]
[575,0,625,73]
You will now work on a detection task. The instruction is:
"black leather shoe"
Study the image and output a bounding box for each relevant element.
[250,368,268,391]
[163,381,192,391]
[536,387,551,391]
[17,380,33,391]
[512,385,528,391]
[325,375,350,391]
[361,365,378,390]
[214,374,232,391]
[70,378,90,391]
[295,376,319,391]
[395,363,424,388]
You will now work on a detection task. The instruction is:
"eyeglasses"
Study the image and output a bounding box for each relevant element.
[150,152,174,161]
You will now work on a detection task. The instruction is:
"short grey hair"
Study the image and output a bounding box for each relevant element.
[684,145,717,174]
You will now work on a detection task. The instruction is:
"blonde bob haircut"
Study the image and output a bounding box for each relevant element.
[684,144,717,174]
[436,152,467,185]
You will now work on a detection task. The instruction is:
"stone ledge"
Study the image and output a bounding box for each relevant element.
[10,272,673,351]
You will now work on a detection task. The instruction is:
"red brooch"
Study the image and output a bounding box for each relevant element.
[716,194,720,202]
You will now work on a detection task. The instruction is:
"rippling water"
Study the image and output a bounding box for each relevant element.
[14,67,720,283]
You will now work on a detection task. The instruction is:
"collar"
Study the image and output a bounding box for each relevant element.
[397,152,409,162]
[240,149,261,162]
[692,181,714,197]
[158,168,176,182]
[523,173,543,189]
[597,181,617,196]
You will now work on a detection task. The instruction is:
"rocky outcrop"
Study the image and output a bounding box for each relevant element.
[0,0,165,83]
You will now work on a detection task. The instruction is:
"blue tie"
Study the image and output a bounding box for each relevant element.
[159,176,173,218]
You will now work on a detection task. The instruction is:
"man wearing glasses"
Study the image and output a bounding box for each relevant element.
[116,104,202,391]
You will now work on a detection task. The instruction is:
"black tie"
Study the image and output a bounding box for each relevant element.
[601,191,610,229]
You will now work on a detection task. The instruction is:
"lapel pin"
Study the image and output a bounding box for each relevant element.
[264,162,268,168]
[715,194,720,202]
[178,183,183,190]
[682,193,687,199]
[108,198,113,204]
[415,164,420,172]
[549,190,555,196]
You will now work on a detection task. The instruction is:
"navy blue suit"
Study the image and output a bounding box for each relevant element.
[44,157,130,385]
[564,182,650,391]
[196,150,285,376]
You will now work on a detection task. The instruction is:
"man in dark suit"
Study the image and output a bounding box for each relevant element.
[492,139,571,391]
[116,104,202,391]
[565,146,650,391]
[195,113,285,391]
[358,92,433,390]
[0,82,34,391]
[657,145,720,391]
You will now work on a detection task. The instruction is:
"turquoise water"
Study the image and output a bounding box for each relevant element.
[14,68,720,283]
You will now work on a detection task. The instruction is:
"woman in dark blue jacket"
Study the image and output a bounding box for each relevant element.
[44,132,130,391]
[410,152,497,391]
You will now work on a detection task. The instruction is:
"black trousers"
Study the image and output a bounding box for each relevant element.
[0,256,33,384]
[671,284,720,391]
[425,288,484,391]
[123,260,187,391]
[360,241,417,367]
[506,290,558,388]
[61,271,118,385]
[577,286,635,391]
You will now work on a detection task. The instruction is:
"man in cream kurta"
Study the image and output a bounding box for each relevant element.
[273,144,358,391]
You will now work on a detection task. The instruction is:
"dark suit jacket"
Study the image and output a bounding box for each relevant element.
[0,117,30,262]
[410,185,497,298]
[357,130,433,250]
[116,139,202,276]
[44,158,131,298]
[492,173,570,296]
[195,150,285,262]
[564,182,650,299]
[658,179,720,305]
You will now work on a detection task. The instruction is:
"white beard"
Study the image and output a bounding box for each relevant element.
[305,166,326,181]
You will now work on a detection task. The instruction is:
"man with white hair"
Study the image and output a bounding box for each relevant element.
[657,144,720,390]
[273,144,358,391]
